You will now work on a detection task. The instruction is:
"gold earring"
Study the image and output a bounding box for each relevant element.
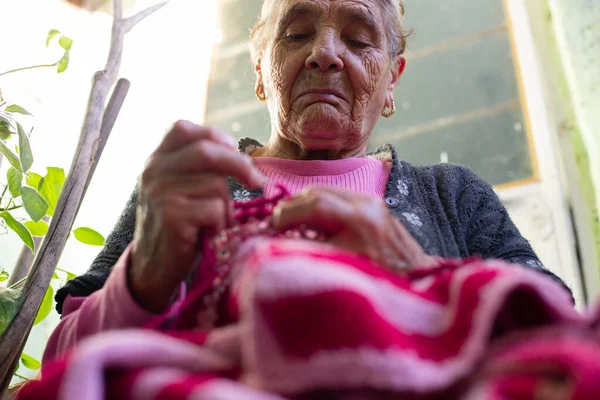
[382,99,396,118]
[255,86,266,102]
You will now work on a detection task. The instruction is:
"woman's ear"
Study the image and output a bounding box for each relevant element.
[255,60,267,101]
[388,56,406,91]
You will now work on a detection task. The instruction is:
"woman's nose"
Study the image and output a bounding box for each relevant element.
[305,33,344,72]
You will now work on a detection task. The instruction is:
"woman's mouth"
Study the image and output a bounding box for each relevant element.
[299,89,347,106]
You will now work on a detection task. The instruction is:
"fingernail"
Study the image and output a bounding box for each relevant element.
[223,135,237,148]
[255,172,269,187]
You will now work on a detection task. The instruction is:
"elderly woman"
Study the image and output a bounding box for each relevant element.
[45,0,568,368]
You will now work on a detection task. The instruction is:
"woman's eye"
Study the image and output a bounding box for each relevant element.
[286,33,307,41]
[349,39,369,48]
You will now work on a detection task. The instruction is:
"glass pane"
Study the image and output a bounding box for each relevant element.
[216,0,264,49]
[209,106,271,145]
[406,0,505,51]
[374,34,520,135]
[205,51,256,117]
[369,107,533,186]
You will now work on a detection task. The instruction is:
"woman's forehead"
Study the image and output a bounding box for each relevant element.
[268,0,383,26]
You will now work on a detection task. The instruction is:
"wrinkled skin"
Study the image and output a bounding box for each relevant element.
[129,0,434,314]
[252,0,406,160]
[253,0,435,274]
[130,121,266,313]
[272,187,438,272]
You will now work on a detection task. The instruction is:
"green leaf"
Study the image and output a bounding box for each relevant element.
[73,227,105,246]
[20,353,41,370]
[46,29,61,47]
[17,123,33,173]
[0,270,8,283]
[21,187,48,223]
[24,220,49,236]
[33,285,54,326]
[0,118,14,140]
[0,212,33,251]
[66,271,77,281]
[38,167,65,216]
[58,36,73,51]
[0,113,13,123]
[0,140,22,172]
[0,114,15,140]
[52,272,59,279]
[26,172,43,190]
[57,52,69,73]
[5,105,32,116]
[7,167,23,197]
[0,287,22,334]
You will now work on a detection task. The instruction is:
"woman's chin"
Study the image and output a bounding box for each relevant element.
[297,128,346,149]
[298,115,348,140]
[287,107,361,150]
[298,137,342,151]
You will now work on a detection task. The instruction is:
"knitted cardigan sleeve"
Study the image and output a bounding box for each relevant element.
[54,188,138,314]
[457,170,572,296]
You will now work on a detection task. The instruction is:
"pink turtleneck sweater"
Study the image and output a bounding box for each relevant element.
[255,156,391,198]
[43,157,392,363]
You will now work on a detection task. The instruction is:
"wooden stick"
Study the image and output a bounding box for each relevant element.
[0,0,168,392]
[123,2,168,33]
[6,218,48,286]
[80,78,130,207]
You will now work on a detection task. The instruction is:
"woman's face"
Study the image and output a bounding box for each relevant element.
[258,0,405,157]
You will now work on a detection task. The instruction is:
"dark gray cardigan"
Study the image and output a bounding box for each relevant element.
[55,140,570,313]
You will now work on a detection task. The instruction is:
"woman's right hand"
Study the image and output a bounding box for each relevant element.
[129,120,266,313]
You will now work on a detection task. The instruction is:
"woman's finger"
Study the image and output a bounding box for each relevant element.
[272,190,354,233]
[381,219,412,272]
[185,197,229,236]
[148,173,235,226]
[162,197,229,244]
[388,217,436,268]
[300,185,363,199]
[148,173,230,199]
[157,120,237,154]
[151,140,266,188]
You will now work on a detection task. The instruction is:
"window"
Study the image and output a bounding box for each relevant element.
[204,0,537,187]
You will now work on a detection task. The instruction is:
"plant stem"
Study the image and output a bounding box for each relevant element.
[9,276,27,290]
[0,205,23,212]
[13,373,28,381]
[0,184,7,201]
[0,63,57,78]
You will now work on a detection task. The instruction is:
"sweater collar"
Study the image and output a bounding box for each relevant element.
[237,137,395,163]
[231,137,400,200]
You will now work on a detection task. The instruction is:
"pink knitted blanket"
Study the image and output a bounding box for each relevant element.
[18,190,599,400]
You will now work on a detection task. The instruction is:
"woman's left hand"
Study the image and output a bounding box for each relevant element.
[271,187,438,273]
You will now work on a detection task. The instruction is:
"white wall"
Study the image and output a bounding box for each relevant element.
[547,0,600,299]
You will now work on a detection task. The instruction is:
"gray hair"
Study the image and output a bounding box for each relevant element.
[249,0,409,66]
